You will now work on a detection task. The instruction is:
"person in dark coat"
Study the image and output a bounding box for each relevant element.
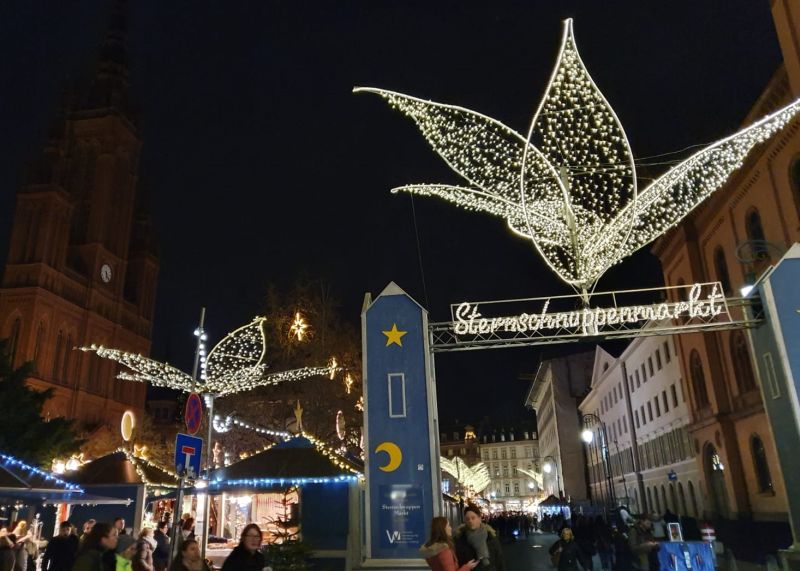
[72,523,119,571]
[0,536,16,571]
[42,521,78,571]
[220,525,264,571]
[168,540,210,571]
[151,523,169,571]
[548,527,585,571]
[452,506,505,571]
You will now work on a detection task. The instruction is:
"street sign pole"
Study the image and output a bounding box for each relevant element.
[200,394,214,563]
[169,474,186,564]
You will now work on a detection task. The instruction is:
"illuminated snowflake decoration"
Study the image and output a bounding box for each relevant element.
[355,19,800,298]
[81,317,337,397]
[440,457,491,494]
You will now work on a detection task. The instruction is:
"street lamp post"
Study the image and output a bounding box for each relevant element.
[582,414,616,512]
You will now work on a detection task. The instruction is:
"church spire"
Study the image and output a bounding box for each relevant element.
[68,0,134,123]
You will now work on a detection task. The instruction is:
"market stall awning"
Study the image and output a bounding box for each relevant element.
[0,452,85,505]
[208,435,362,491]
[539,494,566,507]
[69,451,178,489]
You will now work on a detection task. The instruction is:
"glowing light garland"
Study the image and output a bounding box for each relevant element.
[210,432,363,489]
[113,447,180,488]
[0,453,83,491]
[440,457,491,494]
[354,19,800,298]
[212,413,291,439]
[80,317,337,397]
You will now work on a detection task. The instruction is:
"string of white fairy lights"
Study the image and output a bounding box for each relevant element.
[354,18,800,298]
[80,317,338,398]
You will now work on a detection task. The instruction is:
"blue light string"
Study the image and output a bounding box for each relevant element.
[0,453,83,491]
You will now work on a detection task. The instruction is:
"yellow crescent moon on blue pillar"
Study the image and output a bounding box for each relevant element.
[375,441,403,472]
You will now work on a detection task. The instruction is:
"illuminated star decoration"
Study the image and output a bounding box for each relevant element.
[289,312,309,341]
[80,317,338,397]
[382,323,407,347]
[355,19,800,300]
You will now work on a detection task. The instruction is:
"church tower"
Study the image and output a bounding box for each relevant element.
[0,1,158,431]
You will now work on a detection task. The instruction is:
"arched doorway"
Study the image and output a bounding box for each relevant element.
[704,443,729,519]
[646,487,653,513]
[660,485,668,513]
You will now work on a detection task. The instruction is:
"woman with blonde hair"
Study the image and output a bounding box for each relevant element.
[419,517,478,571]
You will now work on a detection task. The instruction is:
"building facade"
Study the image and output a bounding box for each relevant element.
[478,423,539,512]
[580,337,703,518]
[651,0,800,525]
[0,4,157,431]
[525,352,594,501]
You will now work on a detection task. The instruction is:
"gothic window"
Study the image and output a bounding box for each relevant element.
[730,331,757,393]
[745,208,770,260]
[713,247,733,295]
[751,435,774,493]
[53,331,63,380]
[62,335,72,381]
[690,350,710,408]
[671,384,678,408]
[33,322,45,373]
[664,341,671,363]
[8,318,21,365]
[791,158,800,208]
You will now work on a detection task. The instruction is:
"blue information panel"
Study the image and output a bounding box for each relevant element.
[362,283,440,561]
[749,244,800,539]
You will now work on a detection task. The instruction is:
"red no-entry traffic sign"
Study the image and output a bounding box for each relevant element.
[185,393,203,435]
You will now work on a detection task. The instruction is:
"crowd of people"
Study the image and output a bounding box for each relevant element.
[420,505,700,571]
[0,516,278,571]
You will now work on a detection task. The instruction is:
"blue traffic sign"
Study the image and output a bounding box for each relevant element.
[175,433,203,479]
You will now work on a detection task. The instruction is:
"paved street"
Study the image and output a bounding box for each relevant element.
[502,532,559,571]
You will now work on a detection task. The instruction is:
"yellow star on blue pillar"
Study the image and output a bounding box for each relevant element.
[382,323,407,347]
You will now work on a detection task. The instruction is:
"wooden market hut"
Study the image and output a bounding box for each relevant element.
[0,451,129,535]
[68,450,178,534]
[205,435,362,571]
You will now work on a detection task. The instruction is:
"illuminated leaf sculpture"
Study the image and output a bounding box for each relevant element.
[80,317,335,397]
[355,19,800,300]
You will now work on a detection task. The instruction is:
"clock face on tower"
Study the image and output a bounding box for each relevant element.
[100,264,112,283]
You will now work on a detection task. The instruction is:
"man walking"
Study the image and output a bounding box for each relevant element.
[41,521,78,571]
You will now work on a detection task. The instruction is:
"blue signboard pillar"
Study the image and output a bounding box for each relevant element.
[747,243,800,557]
[361,282,441,566]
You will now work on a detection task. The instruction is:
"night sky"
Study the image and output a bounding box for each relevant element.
[0,1,783,422]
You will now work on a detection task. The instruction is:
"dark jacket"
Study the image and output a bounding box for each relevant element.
[453,525,505,571]
[72,547,115,571]
[549,539,584,571]
[151,532,169,570]
[42,535,79,571]
[0,543,15,571]
[168,560,211,571]
[219,545,265,571]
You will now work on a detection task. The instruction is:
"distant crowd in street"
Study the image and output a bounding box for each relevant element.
[0,515,210,571]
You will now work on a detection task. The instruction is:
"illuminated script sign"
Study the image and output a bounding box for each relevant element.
[447,282,730,346]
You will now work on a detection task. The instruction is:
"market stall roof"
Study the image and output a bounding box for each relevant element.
[0,452,128,505]
[538,494,567,507]
[209,434,362,491]
[0,452,83,501]
[69,450,178,489]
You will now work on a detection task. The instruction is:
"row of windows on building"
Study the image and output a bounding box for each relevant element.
[587,426,693,484]
[485,463,536,478]
[481,446,536,460]
[634,384,683,430]
[600,340,676,417]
